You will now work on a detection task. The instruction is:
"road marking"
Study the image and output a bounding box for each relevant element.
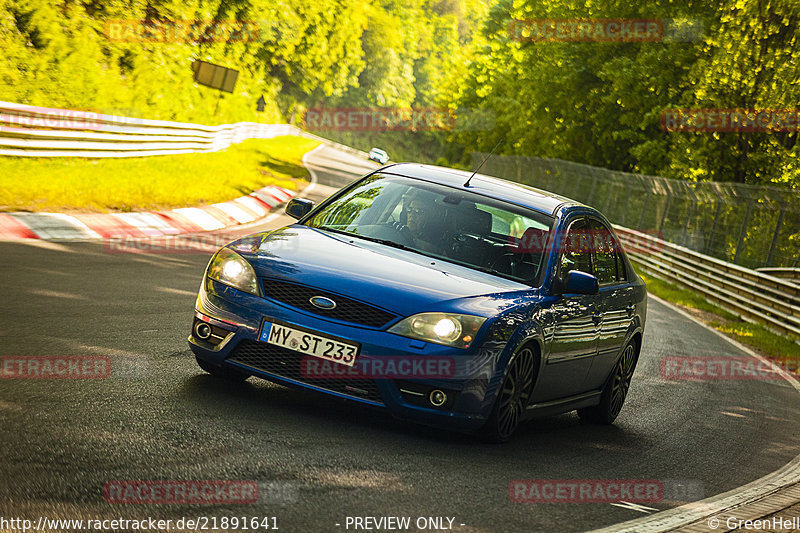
[590,294,800,532]
[301,143,327,193]
[610,501,658,513]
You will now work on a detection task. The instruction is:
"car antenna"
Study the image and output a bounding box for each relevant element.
[464,138,503,187]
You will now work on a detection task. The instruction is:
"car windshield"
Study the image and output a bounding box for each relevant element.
[304,174,555,285]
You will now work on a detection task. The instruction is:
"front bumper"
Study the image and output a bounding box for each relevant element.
[189,278,508,432]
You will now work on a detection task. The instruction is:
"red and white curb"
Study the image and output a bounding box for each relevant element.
[0,185,295,240]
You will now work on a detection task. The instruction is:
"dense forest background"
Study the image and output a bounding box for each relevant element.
[1,0,798,187]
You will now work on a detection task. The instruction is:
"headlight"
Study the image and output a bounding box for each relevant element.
[207,247,259,295]
[388,312,487,349]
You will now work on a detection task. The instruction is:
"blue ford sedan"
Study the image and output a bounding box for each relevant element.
[189,163,647,441]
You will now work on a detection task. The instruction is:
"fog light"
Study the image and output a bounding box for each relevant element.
[429,389,447,407]
[195,322,212,340]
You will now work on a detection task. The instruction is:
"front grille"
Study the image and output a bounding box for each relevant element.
[261,278,397,328]
[227,340,383,404]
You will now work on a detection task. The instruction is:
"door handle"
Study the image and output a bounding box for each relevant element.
[625,304,635,317]
[592,313,602,325]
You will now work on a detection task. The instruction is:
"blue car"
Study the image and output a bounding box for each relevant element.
[189,163,647,441]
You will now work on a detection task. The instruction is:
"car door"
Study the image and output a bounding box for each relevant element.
[583,218,636,390]
[533,217,602,401]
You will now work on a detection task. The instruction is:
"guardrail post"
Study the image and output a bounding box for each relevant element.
[733,200,754,265]
[766,208,785,267]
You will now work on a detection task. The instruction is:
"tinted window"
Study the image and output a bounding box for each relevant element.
[588,218,625,284]
[558,218,592,285]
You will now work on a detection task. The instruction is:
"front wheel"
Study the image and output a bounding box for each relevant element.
[195,356,250,382]
[480,346,537,443]
[578,339,638,424]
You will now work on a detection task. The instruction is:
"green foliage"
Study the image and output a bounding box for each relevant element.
[0,0,370,123]
[3,0,800,188]
[450,0,800,187]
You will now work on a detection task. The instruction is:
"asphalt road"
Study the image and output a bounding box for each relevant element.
[1,144,799,533]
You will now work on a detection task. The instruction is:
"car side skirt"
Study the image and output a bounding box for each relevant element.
[524,390,601,418]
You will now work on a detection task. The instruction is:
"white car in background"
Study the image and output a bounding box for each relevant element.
[368,147,389,164]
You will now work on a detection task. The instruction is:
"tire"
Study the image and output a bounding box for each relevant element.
[195,356,250,382]
[578,339,638,424]
[481,345,537,443]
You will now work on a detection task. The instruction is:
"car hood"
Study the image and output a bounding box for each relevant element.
[233,226,536,317]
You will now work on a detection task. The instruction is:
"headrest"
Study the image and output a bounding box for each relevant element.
[513,227,550,253]
[454,206,492,236]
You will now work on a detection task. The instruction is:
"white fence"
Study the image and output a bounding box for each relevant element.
[0,100,371,159]
[0,101,307,158]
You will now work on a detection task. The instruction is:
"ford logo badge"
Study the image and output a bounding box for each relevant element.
[309,296,337,310]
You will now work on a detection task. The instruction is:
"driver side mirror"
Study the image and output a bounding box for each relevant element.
[564,270,599,295]
[285,198,315,220]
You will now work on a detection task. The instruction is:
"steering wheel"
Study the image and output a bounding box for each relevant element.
[488,252,519,276]
[384,221,414,245]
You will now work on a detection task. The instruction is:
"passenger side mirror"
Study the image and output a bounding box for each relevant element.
[285,198,315,220]
[564,270,599,295]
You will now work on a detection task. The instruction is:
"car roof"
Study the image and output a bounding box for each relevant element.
[379,163,583,216]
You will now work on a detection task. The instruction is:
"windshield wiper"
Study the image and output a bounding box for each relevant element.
[316,226,413,251]
[352,235,414,251]
[314,226,353,238]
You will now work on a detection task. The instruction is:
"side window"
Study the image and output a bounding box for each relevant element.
[616,250,628,282]
[588,218,624,284]
[558,218,592,285]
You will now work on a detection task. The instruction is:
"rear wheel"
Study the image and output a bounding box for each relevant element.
[195,356,250,382]
[481,345,537,443]
[578,339,638,424]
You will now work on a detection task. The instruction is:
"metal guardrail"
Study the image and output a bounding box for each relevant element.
[617,227,800,340]
[757,268,800,284]
[0,100,371,159]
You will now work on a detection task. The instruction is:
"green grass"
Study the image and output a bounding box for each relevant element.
[634,263,800,364]
[0,136,320,213]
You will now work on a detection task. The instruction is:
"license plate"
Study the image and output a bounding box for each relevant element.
[259,321,359,366]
